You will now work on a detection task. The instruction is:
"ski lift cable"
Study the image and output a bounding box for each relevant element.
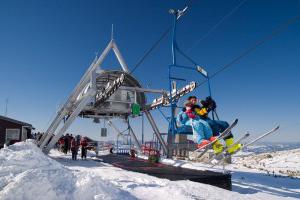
[195,15,300,88]
[129,0,198,75]
[129,0,245,76]
[187,0,247,53]
[129,26,172,75]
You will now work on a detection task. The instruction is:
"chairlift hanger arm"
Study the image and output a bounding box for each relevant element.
[157,108,170,123]
[167,6,214,143]
[169,8,209,79]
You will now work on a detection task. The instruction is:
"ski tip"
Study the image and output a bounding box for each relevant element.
[267,125,280,134]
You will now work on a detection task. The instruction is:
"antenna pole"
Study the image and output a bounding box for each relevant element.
[111,24,114,40]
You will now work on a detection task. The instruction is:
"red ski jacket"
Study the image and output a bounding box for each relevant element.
[80,139,88,147]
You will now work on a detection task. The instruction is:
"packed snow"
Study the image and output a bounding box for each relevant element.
[0,140,300,200]
[233,148,300,177]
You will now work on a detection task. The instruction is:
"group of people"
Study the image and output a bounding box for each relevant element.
[58,134,88,160]
[177,96,241,154]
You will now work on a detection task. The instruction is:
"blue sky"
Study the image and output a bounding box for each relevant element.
[0,0,299,142]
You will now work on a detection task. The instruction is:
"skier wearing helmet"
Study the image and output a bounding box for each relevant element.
[177,96,223,153]
[194,96,242,154]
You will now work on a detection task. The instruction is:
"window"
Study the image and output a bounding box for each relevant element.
[101,128,107,137]
[22,127,28,141]
[6,129,20,143]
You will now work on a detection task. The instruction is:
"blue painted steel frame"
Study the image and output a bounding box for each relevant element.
[167,9,213,144]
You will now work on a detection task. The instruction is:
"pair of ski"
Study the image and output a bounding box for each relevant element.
[207,132,250,164]
[191,119,238,159]
[209,125,280,166]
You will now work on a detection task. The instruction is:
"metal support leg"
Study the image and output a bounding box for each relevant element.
[37,132,48,146]
[144,110,168,155]
[128,124,142,152]
[43,92,94,153]
[108,120,142,153]
[39,110,68,149]
[107,120,126,141]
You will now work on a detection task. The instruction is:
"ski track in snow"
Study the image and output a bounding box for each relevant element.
[0,140,300,200]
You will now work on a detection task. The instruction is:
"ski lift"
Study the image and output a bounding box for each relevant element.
[167,8,216,140]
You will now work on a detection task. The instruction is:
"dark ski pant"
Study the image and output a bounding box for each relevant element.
[203,118,233,140]
[81,147,87,159]
[71,149,78,160]
[63,145,68,154]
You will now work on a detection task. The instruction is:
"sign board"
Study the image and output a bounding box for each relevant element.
[131,103,141,116]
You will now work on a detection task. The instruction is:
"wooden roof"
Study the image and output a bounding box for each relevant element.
[0,115,34,129]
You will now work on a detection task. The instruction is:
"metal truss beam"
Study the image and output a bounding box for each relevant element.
[144,110,168,155]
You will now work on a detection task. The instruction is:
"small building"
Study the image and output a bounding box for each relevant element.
[0,115,34,148]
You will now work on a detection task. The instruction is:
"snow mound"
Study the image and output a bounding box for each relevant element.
[0,140,134,200]
[51,150,250,200]
[234,148,300,177]
[3,140,297,199]
[243,143,300,154]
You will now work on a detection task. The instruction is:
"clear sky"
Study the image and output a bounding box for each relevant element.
[0,0,300,143]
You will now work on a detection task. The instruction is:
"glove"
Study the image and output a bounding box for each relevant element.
[206,96,217,110]
[199,108,208,116]
[200,99,209,108]
[194,107,208,116]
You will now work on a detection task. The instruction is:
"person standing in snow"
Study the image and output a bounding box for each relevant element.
[76,135,81,145]
[68,134,74,153]
[80,137,88,160]
[71,137,79,160]
[58,137,65,152]
[63,134,69,154]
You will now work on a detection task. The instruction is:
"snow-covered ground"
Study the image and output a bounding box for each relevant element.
[243,142,300,154]
[233,148,300,177]
[161,152,300,199]
[1,140,300,200]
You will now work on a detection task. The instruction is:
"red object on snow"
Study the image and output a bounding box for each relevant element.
[142,142,160,157]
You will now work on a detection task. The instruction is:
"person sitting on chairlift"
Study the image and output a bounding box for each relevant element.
[193,96,242,154]
[177,96,222,153]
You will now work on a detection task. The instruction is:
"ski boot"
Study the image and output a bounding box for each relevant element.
[225,137,242,154]
[210,137,224,154]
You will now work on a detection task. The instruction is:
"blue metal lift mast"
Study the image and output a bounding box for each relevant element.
[167,7,211,147]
